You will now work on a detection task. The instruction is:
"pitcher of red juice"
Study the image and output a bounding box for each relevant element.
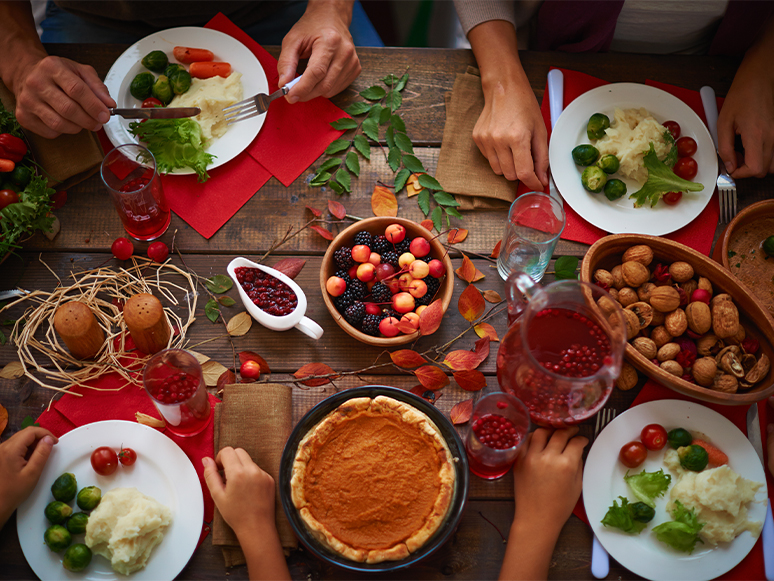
[496,272,627,427]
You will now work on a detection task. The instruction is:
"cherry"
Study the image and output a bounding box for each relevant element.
[111,237,134,260]
[240,360,262,380]
[147,241,169,262]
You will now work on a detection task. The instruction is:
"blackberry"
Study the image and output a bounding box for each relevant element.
[353,231,373,247]
[382,309,400,321]
[395,238,411,254]
[334,291,356,313]
[371,235,391,255]
[347,279,367,300]
[421,256,433,263]
[361,313,383,336]
[416,276,441,306]
[344,302,366,326]
[334,247,354,270]
[370,282,392,304]
[382,250,400,268]
[334,270,351,284]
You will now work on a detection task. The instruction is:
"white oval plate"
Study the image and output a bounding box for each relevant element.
[103,26,268,174]
[549,83,715,236]
[584,400,767,581]
[17,420,203,581]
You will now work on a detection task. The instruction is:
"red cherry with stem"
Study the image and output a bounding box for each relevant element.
[111,237,134,260]
[147,241,169,263]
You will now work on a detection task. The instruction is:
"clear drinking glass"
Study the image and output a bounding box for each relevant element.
[465,392,530,480]
[496,192,566,282]
[101,144,171,241]
[142,349,211,437]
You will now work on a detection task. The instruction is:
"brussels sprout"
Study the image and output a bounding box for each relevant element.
[66,512,89,535]
[44,501,73,524]
[63,543,92,572]
[151,75,173,106]
[164,63,185,78]
[44,525,72,552]
[130,72,155,100]
[678,444,709,472]
[169,69,192,95]
[76,486,102,511]
[587,113,611,140]
[51,473,77,502]
[597,154,620,174]
[604,178,627,201]
[630,502,656,523]
[141,50,169,73]
[667,428,692,449]
[763,236,774,257]
[571,144,600,166]
[581,166,607,193]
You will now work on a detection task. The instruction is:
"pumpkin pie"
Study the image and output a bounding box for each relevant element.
[290,395,455,563]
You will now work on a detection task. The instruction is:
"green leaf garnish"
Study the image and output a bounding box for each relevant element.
[205,275,233,294]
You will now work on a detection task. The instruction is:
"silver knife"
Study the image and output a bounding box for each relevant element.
[547,69,564,208]
[747,402,774,581]
[109,107,201,119]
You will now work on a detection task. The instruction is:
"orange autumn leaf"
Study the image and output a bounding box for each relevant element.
[475,323,500,342]
[239,351,271,374]
[414,365,450,390]
[455,255,477,283]
[450,398,474,425]
[390,349,427,368]
[490,240,502,259]
[419,300,444,336]
[310,225,334,241]
[447,228,468,244]
[482,290,502,303]
[0,403,7,435]
[217,369,236,390]
[371,185,398,217]
[420,219,434,232]
[306,205,322,217]
[443,350,482,371]
[474,336,491,363]
[409,385,442,404]
[454,369,487,391]
[458,284,485,322]
[328,199,347,220]
[271,258,306,280]
[294,362,337,387]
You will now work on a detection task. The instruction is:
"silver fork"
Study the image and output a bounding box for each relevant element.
[222,76,300,125]
[590,408,616,579]
[700,86,738,223]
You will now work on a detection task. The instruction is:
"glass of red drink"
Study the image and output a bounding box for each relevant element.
[142,349,211,437]
[101,144,171,241]
[466,392,530,480]
[497,273,627,428]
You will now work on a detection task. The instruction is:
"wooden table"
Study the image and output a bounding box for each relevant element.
[1,45,774,580]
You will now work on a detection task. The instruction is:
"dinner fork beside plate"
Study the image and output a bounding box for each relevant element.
[700,86,738,223]
[223,76,301,124]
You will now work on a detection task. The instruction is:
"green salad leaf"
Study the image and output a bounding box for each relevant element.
[662,130,678,168]
[601,497,648,534]
[0,100,23,137]
[624,468,671,508]
[129,118,215,182]
[652,500,704,553]
[0,173,55,257]
[629,143,704,208]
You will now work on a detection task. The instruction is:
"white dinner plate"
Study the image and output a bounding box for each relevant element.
[549,83,715,236]
[103,26,268,174]
[17,420,203,580]
[583,400,767,581]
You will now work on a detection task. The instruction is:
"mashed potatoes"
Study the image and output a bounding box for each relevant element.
[596,108,671,184]
[169,72,243,143]
[85,487,172,575]
[664,449,763,545]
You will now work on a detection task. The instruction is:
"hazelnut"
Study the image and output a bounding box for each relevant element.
[637,282,657,303]
[616,362,639,391]
[611,264,625,290]
[698,276,713,295]
[650,325,673,349]
[692,357,717,387]
[669,261,694,283]
[623,244,654,266]
[632,337,657,359]
[711,294,740,339]
[618,287,639,307]
[650,286,681,312]
[594,269,614,288]
[685,301,711,335]
[713,373,738,393]
[660,360,683,376]
[696,334,723,356]
[626,302,653,329]
[622,261,650,287]
[665,308,688,337]
[657,342,682,362]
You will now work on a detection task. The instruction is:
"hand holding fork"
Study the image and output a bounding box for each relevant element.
[222,77,301,125]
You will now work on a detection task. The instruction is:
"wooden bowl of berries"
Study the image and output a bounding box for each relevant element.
[581,233,774,405]
[320,217,454,346]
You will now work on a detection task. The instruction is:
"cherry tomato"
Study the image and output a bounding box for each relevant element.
[662,120,681,140]
[676,136,698,158]
[91,446,119,475]
[674,157,698,180]
[619,441,648,468]
[142,97,163,108]
[641,424,668,450]
[0,189,19,210]
[663,191,683,206]
[118,447,137,466]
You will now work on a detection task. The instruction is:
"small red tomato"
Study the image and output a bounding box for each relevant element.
[240,360,262,380]
[147,241,169,262]
[662,120,681,140]
[641,424,668,450]
[619,441,648,468]
[663,191,683,206]
[118,447,137,466]
[111,237,134,260]
[674,157,698,180]
[676,136,698,158]
[142,97,163,108]
[0,189,19,210]
[91,446,119,475]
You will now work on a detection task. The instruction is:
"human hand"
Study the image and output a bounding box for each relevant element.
[276,0,360,103]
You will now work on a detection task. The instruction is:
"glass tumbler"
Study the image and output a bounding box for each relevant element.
[101,144,171,241]
[142,349,212,437]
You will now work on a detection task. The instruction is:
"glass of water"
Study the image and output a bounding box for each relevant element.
[497,192,566,282]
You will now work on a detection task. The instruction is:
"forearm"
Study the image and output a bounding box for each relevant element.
[304,0,354,27]
[467,20,532,100]
[736,15,774,85]
[0,1,47,92]
[499,518,563,581]
[236,524,290,581]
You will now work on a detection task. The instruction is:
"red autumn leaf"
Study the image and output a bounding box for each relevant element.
[443,349,482,371]
[475,323,500,342]
[409,385,442,404]
[454,369,487,391]
[450,398,474,425]
[420,219,434,232]
[271,258,306,280]
[238,351,271,374]
[390,349,427,368]
[306,205,322,217]
[455,254,477,283]
[414,365,450,390]
[328,199,347,220]
[490,240,502,259]
[216,369,236,391]
[482,290,502,303]
[395,319,419,335]
[294,362,337,387]
[447,228,469,244]
[371,185,398,217]
[458,284,485,322]
[310,225,334,241]
[474,336,491,363]
[419,300,444,336]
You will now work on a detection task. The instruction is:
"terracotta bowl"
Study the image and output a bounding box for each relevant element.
[581,233,774,405]
[320,217,454,347]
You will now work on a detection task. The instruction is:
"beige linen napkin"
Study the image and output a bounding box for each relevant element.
[0,81,103,190]
[435,67,518,211]
[212,383,297,567]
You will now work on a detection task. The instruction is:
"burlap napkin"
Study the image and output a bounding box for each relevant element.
[435,67,518,211]
[0,81,103,190]
[212,383,297,567]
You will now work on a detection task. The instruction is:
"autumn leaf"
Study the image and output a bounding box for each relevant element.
[189,351,210,365]
[227,312,253,336]
[490,240,502,259]
[371,185,398,217]
[418,300,444,336]
[306,205,322,217]
[482,290,502,303]
[294,363,337,387]
[450,398,474,425]
[328,199,347,220]
[409,385,442,404]
[395,319,418,335]
[447,228,468,244]
[443,349,482,371]
[454,369,487,391]
[406,173,424,197]
[474,336,491,363]
[458,285,485,322]
[475,323,500,342]
[202,360,228,387]
[272,258,306,279]
[414,365,450,390]
[217,369,236,390]
[0,403,7,435]
[455,255,476,283]
[239,351,271,374]
[390,349,427,368]
[420,219,434,231]
[310,225,334,241]
[0,361,24,379]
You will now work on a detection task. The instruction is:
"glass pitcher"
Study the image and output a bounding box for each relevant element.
[496,272,627,427]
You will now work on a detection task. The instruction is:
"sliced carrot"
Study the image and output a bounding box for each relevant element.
[691,438,728,466]
[173,46,214,64]
[189,61,231,79]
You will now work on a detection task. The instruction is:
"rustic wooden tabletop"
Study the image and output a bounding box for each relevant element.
[1,45,773,580]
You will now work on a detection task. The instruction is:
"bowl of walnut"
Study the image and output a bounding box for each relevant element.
[581,234,774,405]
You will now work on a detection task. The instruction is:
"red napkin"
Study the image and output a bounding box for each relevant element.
[517,68,720,255]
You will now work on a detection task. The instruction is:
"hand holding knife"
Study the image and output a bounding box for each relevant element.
[110,107,201,119]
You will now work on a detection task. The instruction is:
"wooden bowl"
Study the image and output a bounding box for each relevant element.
[580,233,774,405]
[320,217,454,346]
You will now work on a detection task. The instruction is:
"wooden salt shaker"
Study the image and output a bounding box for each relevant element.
[124,293,170,355]
[53,301,104,360]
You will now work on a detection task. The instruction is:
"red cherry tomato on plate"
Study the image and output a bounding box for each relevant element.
[662,120,681,140]
[91,446,119,475]
[0,189,19,210]
[641,424,668,450]
[619,441,648,468]
[676,136,698,158]
[663,191,683,206]
[674,157,698,180]
[118,447,137,466]
[142,97,163,108]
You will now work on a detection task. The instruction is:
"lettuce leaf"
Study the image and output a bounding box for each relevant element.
[624,468,671,508]
[662,130,677,168]
[629,143,704,208]
[0,173,55,257]
[601,497,648,534]
[652,500,705,553]
[129,118,215,182]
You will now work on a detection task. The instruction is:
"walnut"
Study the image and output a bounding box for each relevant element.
[650,309,666,327]
[623,245,654,266]
[665,308,688,337]
[650,286,681,312]
[726,325,746,346]
[718,348,745,378]
[622,308,641,340]
[669,261,694,283]
[611,264,625,290]
[740,353,757,373]
[594,269,614,288]
[711,294,740,339]
[745,353,770,385]
[698,276,713,295]
[608,287,619,301]
[696,334,723,356]
[681,279,698,298]
[651,326,673,348]
[657,342,681,362]
[627,302,653,329]
[618,287,639,307]
[616,362,639,391]
[713,373,738,393]
[637,282,657,303]
[685,301,711,335]
[632,337,658,359]
[597,295,621,317]
[692,357,717,387]
[622,261,650,287]
[661,360,683,376]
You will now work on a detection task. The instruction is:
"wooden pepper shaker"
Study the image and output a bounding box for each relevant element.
[124,293,170,355]
[53,301,104,360]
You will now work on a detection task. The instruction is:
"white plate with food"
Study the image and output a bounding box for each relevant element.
[17,420,203,580]
[103,26,268,174]
[549,83,715,236]
[584,400,767,581]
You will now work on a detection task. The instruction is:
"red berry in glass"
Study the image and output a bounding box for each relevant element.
[235,267,298,317]
[147,241,169,262]
[111,237,134,260]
